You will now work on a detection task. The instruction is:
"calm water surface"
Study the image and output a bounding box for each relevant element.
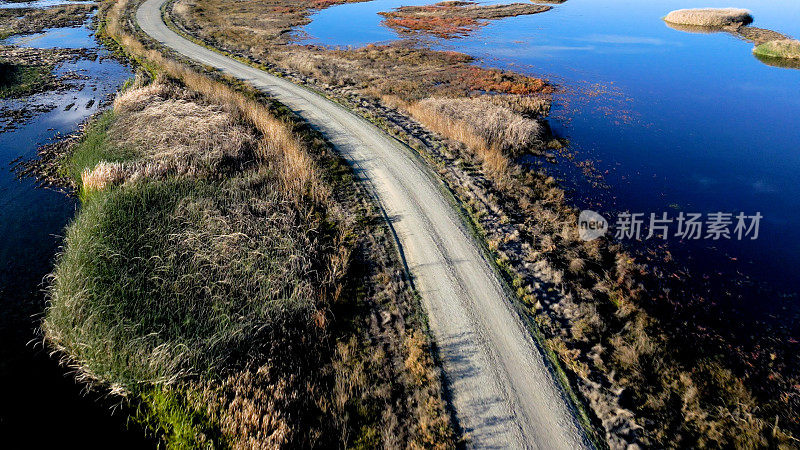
[300,0,800,325]
[0,16,150,447]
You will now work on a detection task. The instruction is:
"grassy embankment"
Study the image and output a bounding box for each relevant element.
[172,0,800,447]
[41,0,455,447]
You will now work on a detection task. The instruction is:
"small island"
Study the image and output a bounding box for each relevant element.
[663,8,752,28]
[753,38,800,60]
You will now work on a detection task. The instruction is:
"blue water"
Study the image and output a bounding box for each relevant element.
[0,0,94,9]
[0,15,149,446]
[4,23,97,48]
[299,0,800,320]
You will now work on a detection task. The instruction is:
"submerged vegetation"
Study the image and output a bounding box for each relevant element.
[0,4,98,99]
[0,61,52,98]
[0,3,96,37]
[40,0,456,446]
[663,8,752,28]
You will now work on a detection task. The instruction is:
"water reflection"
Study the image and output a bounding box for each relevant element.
[299,0,800,321]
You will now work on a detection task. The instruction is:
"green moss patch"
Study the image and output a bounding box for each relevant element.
[0,61,53,98]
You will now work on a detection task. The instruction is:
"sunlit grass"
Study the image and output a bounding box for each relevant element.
[753,38,800,60]
[664,8,752,28]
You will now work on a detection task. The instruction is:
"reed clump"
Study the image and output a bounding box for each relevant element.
[413,96,544,154]
[405,96,547,179]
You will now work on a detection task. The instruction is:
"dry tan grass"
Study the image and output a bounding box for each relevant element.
[81,161,126,192]
[111,83,256,181]
[753,38,800,60]
[104,0,324,204]
[414,97,544,153]
[664,8,752,28]
[405,96,543,178]
[406,98,509,177]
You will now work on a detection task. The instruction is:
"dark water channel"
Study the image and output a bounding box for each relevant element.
[0,10,151,447]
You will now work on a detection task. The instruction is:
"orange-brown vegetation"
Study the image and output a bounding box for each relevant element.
[379,1,550,38]
[383,16,481,38]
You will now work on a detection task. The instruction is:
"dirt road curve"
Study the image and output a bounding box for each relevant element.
[137,1,590,447]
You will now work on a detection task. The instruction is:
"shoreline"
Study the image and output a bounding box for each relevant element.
[0,1,154,446]
[165,0,799,446]
[29,0,458,446]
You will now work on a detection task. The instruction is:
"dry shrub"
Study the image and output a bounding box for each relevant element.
[404,330,431,386]
[192,364,297,448]
[664,8,752,28]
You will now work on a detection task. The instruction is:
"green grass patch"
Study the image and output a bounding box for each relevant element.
[45,173,320,389]
[0,61,53,98]
[60,110,138,190]
[135,386,223,449]
[753,39,800,60]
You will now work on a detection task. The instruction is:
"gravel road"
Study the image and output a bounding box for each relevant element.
[136,1,590,446]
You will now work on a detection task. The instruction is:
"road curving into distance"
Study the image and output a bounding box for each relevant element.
[137,0,590,447]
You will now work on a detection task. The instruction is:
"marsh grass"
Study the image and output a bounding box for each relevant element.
[168,0,800,445]
[413,96,544,154]
[405,96,546,179]
[45,74,330,391]
[663,8,752,28]
[41,0,456,445]
[753,38,800,60]
[62,110,136,190]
